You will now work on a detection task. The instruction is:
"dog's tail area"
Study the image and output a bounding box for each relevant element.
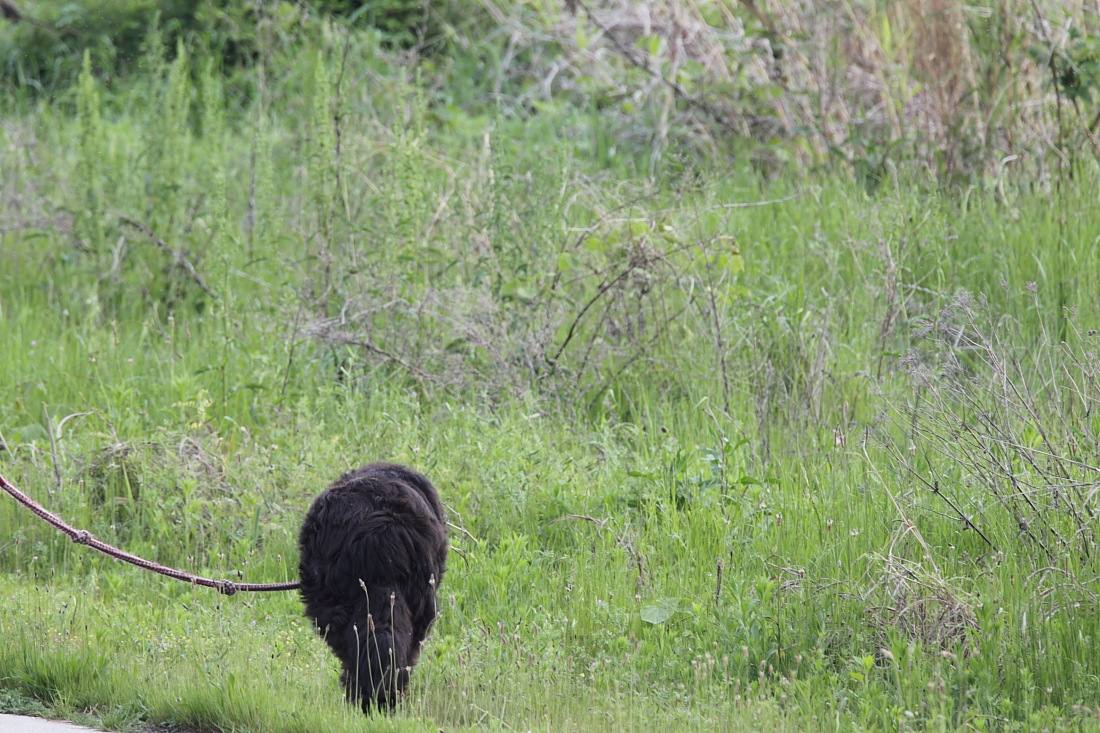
[345,583,411,711]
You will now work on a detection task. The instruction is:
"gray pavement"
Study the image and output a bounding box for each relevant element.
[0,714,105,732]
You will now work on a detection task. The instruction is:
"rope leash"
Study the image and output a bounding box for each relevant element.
[0,470,301,595]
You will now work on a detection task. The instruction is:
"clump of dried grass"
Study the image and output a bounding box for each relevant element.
[866,553,979,652]
[81,442,142,508]
[864,522,979,653]
[79,436,232,509]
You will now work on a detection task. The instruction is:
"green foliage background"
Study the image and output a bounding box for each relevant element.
[1,2,1099,731]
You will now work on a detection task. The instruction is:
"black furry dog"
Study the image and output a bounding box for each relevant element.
[298,463,447,712]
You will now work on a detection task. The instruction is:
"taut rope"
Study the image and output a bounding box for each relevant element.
[0,471,301,595]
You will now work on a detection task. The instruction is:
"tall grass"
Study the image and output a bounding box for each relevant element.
[1,9,1099,733]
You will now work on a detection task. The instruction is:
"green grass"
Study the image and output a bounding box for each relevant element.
[2,25,1100,733]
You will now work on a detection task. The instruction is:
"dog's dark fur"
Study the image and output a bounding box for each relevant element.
[298,463,447,712]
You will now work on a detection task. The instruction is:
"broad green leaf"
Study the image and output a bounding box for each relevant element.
[557,252,583,273]
[640,597,679,624]
[502,279,537,302]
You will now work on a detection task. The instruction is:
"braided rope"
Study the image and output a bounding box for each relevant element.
[0,470,301,595]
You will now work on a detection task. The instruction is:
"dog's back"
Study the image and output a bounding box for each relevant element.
[298,463,447,711]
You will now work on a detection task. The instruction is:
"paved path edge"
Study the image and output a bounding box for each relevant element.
[0,713,106,732]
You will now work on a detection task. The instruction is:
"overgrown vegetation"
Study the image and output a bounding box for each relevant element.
[2,1,1099,731]
[4,0,1100,182]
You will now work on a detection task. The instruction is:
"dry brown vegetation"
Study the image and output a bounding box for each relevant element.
[506,0,1100,180]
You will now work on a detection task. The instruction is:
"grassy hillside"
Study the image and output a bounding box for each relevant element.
[2,3,1100,732]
